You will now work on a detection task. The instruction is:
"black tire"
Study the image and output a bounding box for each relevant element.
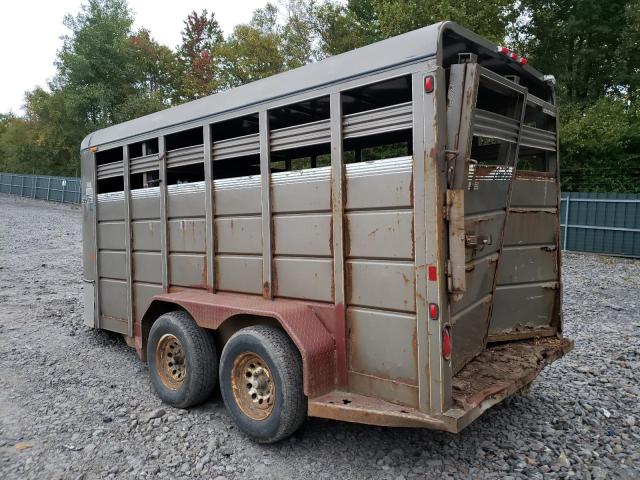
[219,325,307,443]
[147,310,218,409]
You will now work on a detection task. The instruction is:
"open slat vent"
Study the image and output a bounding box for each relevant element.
[129,154,159,175]
[97,162,123,179]
[270,119,331,152]
[520,125,557,151]
[166,144,204,168]
[212,133,260,161]
[473,109,519,143]
[527,95,557,117]
[343,102,412,139]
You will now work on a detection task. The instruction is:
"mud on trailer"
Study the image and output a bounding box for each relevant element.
[81,21,573,442]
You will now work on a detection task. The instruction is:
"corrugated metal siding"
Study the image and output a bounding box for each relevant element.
[560,193,640,258]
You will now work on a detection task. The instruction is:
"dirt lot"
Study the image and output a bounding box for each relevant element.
[1,195,639,480]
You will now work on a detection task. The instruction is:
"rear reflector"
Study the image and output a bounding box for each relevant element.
[428,265,437,281]
[429,303,439,320]
[442,327,452,360]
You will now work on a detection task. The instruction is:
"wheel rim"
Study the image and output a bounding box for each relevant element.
[231,352,275,420]
[155,333,187,390]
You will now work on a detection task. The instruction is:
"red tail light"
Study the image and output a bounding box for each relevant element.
[442,327,452,360]
[429,303,439,320]
[424,75,434,93]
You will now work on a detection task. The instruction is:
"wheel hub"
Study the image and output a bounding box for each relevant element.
[231,353,275,420]
[155,334,186,390]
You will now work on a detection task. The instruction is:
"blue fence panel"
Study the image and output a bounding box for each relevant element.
[0,172,82,205]
[560,193,640,258]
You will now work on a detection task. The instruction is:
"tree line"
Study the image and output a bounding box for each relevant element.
[0,0,639,192]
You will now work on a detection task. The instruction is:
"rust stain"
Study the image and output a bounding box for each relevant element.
[411,328,418,367]
[262,281,271,299]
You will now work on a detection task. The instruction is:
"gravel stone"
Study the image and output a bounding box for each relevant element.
[1,195,639,479]
[144,409,166,423]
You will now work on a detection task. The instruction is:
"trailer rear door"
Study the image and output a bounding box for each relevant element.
[445,56,561,373]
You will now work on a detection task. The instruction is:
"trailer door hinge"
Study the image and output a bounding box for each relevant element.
[444,150,458,187]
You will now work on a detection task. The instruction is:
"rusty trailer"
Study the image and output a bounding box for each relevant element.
[81,21,572,442]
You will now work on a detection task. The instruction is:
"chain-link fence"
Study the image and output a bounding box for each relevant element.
[1,171,638,257]
[0,172,81,204]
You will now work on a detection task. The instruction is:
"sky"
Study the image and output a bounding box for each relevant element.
[0,0,270,114]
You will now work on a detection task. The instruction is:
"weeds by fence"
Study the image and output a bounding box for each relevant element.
[1,172,638,257]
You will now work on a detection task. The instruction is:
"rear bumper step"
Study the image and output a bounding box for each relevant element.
[308,337,573,433]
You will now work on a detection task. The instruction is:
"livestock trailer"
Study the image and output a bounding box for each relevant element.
[81,21,572,442]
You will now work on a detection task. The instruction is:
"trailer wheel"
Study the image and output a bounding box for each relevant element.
[219,325,306,443]
[147,311,217,409]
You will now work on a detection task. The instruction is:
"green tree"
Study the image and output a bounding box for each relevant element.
[280,1,319,68]
[0,110,61,175]
[175,10,224,101]
[310,0,517,56]
[514,0,639,104]
[127,28,177,114]
[218,4,286,88]
[56,0,137,128]
[560,98,640,192]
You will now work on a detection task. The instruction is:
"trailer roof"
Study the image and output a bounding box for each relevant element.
[82,21,544,150]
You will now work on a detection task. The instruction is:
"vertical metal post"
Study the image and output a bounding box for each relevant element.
[330,92,347,387]
[61,178,66,203]
[32,176,37,199]
[123,145,134,337]
[159,136,169,293]
[259,110,273,299]
[46,177,52,201]
[203,124,216,292]
[91,151,101,328]
[563,193,570,251]
[445,62,480,298]
[412,71,429,412]
[417,64,451,415]
[20,175,24,197]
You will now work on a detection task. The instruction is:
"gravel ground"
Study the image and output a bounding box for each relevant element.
[0,194,639,480]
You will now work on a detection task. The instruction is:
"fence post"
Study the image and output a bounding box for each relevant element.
[20,175,25,197]
[33,176,37,199]
[47,177,52,201]
[562,193,570,251]
[61,179,66,203]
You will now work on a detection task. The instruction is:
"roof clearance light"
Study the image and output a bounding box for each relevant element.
[510,52,519,60]
[497,46,510,55]
[519,57,528,65]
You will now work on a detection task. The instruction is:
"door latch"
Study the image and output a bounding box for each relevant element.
[465,234,492,249]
